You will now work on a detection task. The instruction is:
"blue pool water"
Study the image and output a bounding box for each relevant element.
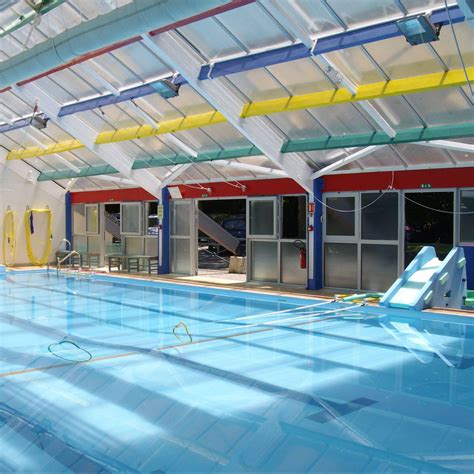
[0,271,473,473]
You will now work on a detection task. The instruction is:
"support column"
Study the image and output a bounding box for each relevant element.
[159,188,170,274]
[65,192,72,247]
[308,178,324,290]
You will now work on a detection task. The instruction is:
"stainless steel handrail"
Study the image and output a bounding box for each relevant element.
[57,250,80,276]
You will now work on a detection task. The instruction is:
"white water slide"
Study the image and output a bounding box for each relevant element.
[198,210,240,255]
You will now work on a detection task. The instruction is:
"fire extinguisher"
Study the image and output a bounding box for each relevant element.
[293,240,306,269]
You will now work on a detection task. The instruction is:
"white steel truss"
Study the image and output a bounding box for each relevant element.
[142,32,315,193]
[13,82,166,198]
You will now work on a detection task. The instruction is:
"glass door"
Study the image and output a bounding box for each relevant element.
[404,191,454,266]
[247,197,278,282]
[170,199,197,275]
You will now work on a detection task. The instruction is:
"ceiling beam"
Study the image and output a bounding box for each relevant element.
[12,82,165,198]
[6,64,473,161]
[282,123,474,153]
[142,31,315,192]
[241,66,474,118]
[36,124,474,181]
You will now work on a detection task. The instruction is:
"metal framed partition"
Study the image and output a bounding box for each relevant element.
[322,188,470,292]
[170,199,197,275]
[247,195,307,285]
[323,191,401,291]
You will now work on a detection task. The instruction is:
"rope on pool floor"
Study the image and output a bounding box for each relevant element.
[47,340,92,362]
[0,305,380,379]
[173,322,193,344]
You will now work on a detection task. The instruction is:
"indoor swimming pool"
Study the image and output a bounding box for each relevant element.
[0,271,473,473]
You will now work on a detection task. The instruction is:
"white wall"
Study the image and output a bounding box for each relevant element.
[0,150,66,265]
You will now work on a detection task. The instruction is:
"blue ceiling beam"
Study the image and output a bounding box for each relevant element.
[0,115,47,134]
[199,5,464,79]
[0,5,464,135]
[58,75,188,117]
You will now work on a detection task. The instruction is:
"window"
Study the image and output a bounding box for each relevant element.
[326,196,355,236]
[460,190,474,243]
[73,204,85,234]
[85,204,99,235]
[361,192,398,241]
[361,244,398,291]
[248,198,276,237]
[145,201,159,236]
[324,243,358,289]
[282,196,306,239]
[121,203,142,235]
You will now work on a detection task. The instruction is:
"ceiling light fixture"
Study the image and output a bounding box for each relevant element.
[396,14,441,46]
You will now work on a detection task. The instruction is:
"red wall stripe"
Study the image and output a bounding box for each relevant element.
[171,178,305,199]
[71,188,155,204]
[323,167,474,192]
[70,178,305,203]
[70,167,474,203]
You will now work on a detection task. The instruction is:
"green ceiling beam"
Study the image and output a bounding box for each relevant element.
[37,164,118,181]
[37,145,263,181]
[281,123,474,153]
[132,145,262,170]
[37,124,473,182]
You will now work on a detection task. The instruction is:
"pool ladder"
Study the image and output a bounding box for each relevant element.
[56,250,81,276]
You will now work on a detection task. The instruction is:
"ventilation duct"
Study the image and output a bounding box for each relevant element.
[0,0,228,89]
[0,0,18,12]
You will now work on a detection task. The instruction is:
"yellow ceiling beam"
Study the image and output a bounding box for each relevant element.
[5,67,473,160]
[240,67,474,117]
[95,110,226,144]
[6,139,83,160]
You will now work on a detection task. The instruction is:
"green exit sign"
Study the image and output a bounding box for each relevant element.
[421,183,432,189]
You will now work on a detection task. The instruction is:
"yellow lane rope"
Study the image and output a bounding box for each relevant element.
[2,207,16,266]
[25,206,53,266]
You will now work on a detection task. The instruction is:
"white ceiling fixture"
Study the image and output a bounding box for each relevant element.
[124,100,159,129]
[0,102,14,125]
[92,175,136,185]
[142,32,315,192]
[311,146,385,179]
[13,82,165,197]
[53,153,82,174]
[160,163,193,187]
[416,140,474,154]
[76,61,121,97]
[162,134,199,158]
[212,160,287,176]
